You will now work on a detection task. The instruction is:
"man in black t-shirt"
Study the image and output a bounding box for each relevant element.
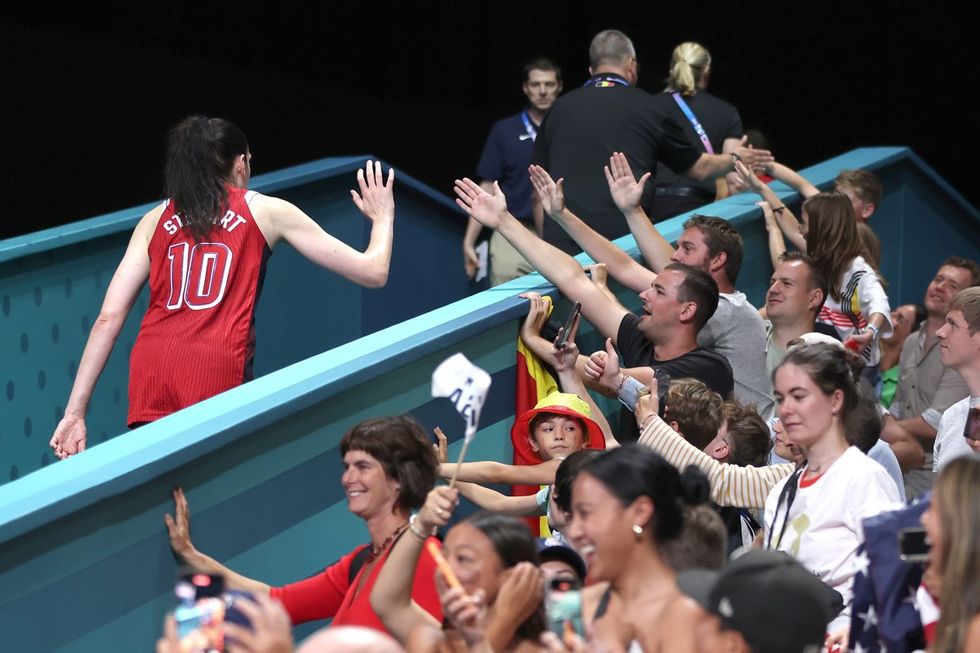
[533,29,770,255]
[454,178,733,443]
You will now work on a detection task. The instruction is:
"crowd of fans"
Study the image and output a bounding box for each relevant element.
[44,25,975,653]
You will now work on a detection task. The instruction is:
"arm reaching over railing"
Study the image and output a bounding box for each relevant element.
[735,160,807,252]
[759,201,788,271]
[765,161,820,199]
[529,164,655,294]
[605,152,675,276]
[454,178,630,346]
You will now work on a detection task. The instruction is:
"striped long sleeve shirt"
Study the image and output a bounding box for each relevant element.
[637,416,794,509]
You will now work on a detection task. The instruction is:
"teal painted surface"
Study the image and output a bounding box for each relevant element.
[0,147,977,651]
[0,157,471,483]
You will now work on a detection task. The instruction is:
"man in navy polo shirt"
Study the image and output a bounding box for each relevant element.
[462,57,563,286]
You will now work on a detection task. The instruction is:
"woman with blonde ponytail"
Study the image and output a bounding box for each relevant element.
[665,41,712,96]
[651,41,746,220]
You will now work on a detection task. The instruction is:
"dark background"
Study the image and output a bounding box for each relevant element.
[1,3,973,241]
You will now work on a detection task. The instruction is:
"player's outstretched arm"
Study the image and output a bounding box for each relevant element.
[454,178,629,343]
[51,208,157,459]
[552,313,617,448]
[257,160,395,288]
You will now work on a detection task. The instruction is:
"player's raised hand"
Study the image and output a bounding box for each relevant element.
[350,160,395,223]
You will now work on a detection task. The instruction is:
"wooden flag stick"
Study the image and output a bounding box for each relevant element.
[448,438,473,490]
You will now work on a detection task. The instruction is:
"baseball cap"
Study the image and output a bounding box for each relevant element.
[677,550,840,653]
[536,537,587,582]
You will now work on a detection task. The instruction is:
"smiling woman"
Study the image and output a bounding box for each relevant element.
[566,445,712,652]
[164,415,443,634]
[371,487,547,653]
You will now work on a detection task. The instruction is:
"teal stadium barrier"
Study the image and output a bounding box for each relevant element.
[0,148,976,651]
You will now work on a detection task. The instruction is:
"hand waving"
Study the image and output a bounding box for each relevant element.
[454,178,508,229]
[604,152,651,214]
[528,165,566,218]
[350,160,395,223]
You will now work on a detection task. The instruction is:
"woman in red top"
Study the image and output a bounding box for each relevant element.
[164,416,443,633]
[50,115,395,458]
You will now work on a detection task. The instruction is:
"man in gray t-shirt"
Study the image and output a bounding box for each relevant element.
[541,166,770,413]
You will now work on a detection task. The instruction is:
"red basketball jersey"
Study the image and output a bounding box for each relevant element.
[128,187,271,425]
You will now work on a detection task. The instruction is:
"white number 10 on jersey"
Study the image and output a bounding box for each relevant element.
[166,242,233,310]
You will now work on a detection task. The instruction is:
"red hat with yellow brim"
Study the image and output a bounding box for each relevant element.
[511,392,606,463]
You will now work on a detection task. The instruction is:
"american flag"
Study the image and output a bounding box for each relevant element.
[848,498,930,652]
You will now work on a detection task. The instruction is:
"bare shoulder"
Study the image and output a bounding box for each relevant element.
[133,202,167,246]
[245,192,300,245]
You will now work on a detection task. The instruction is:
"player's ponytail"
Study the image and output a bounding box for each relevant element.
[164,116,248,241]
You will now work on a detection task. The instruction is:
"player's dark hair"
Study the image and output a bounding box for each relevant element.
[553,449,603,514]
[802,192,868,303]
[944,256,980,288]
[165,116,249,241]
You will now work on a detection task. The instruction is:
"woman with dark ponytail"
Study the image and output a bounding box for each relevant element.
[765,343,901,635]
[51,116,396,458]
[567,444,710,652]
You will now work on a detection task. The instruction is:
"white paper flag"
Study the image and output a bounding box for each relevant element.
[431,353,492,441]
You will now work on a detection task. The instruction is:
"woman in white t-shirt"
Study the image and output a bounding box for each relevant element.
[765,343,901,635]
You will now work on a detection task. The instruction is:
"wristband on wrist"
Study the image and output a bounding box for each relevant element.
[639,414,657,431]
[771,205,786,214]
[616,373,628,393]
[866,323,880,340]
[409,513,435,540]
[618,375,646,411]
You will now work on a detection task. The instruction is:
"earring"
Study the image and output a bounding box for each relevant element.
[632,524,643,539]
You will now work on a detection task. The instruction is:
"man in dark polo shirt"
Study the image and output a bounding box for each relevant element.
[462,57,563,285]
[533,29,771,255]
[454,178,733,442]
